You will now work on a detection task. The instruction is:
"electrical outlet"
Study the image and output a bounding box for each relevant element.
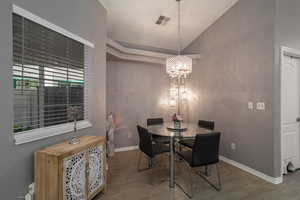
[248,102,254,110]
[231,142,236,150]
[16,183,35,200]
[28,183,35,195]
[25,193,33,200]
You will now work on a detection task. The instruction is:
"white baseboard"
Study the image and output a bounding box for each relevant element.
[219,156,283,184]
[112,147,283,184]
[115,145,138,152]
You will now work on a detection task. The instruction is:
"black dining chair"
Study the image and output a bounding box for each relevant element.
[176,132,221,199]
[179,120,215,149]
[147,118,170,144]
[198,120,215,130]
[147,118,164,126]
[137,125,169,172]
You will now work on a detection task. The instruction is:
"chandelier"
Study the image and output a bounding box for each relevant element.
[166,0,192,78]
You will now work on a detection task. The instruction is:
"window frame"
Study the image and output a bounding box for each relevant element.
[13,5,94,145]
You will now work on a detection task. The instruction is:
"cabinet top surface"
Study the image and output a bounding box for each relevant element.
[37,136,105,157]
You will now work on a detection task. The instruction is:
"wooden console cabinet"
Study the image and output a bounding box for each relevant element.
[35,136,106,200]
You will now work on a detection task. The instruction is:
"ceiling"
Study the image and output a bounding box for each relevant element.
[99,0,239,52]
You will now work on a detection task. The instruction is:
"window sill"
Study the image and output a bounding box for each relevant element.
[14,120,92,145]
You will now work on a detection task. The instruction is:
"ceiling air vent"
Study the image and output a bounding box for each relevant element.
[155,15,170,26]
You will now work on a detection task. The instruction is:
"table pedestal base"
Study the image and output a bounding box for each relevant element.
[169,136,175,188]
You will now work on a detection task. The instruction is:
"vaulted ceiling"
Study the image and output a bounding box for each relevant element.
[99,0,239,52]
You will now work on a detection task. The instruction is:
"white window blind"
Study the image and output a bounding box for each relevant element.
[13,13,88,133]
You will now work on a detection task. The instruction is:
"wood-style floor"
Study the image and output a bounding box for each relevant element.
[95,150,300,200]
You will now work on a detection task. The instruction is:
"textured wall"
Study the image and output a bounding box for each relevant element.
[106,60,179,148]
[107,0,278,177]
[184,0,276,177]
[273,0,300,177]
[0,0,106,198]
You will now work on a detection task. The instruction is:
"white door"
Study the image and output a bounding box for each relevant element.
[282,55,300,173]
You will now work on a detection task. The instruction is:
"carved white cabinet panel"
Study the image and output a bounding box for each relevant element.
[35,136,106,200]
[88,145,104,197]
[63,151,87,200]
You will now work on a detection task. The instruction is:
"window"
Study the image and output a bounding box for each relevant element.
[12,10,92,144]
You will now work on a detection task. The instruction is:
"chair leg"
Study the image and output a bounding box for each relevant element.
[175,159,194,199]
[205,165,211,177]
[196,163,221,191]
[150,157,157,185]
[137,151,152,172]
[151,154,171,185]
[137,151,142,171]
[148,158,154,168]
[216,163,222,190]
[189,165,194,199]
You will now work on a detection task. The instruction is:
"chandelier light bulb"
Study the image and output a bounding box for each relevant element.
[181,90,188,100]
[166,55,192,78]
[169,98,177,107]
[170,87,178,97]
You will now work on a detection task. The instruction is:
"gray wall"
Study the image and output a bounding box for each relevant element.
[184,0,276,177]
[106,0,279,178]
[0,0,106,198]
[106,60,178,148]
[273,0,300,177]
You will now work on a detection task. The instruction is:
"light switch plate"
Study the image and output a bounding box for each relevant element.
[231,142,236,150]
[248,102,254,110]
[256,102,265,110]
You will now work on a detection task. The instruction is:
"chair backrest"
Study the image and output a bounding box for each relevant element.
[147,118,164,126]
[198,120,215,130]
[137,125,154,158]
[192,132,221,167]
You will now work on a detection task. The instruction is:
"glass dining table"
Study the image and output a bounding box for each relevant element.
[147,122,213,188]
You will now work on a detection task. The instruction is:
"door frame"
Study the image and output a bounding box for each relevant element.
[280,46,300,175]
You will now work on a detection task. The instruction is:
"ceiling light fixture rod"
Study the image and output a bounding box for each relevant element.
[166,0,192,79]
[177,0,181,55]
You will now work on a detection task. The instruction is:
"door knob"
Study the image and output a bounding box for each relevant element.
[297,117,300,122]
